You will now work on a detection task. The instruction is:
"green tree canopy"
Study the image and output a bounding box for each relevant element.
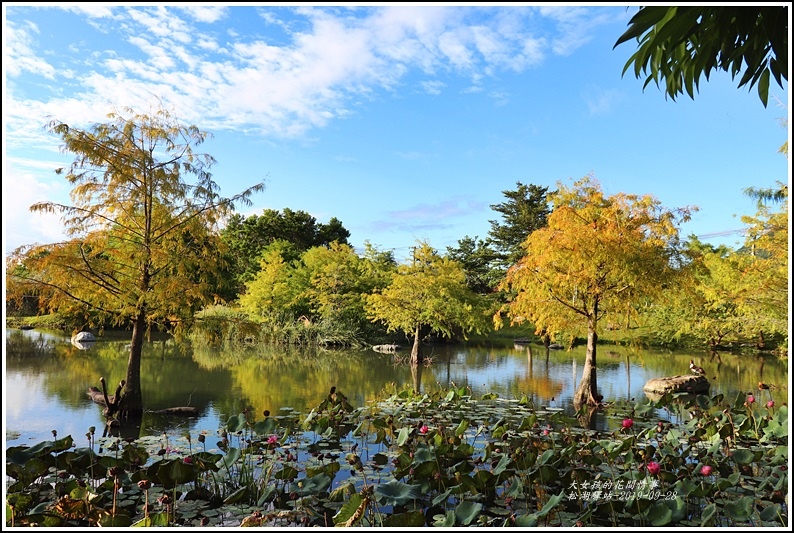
[366,242,491,364]
[615,6,788,107]
[487,182,551,267]
[447,181,551,296]
[642,238,747,349]
[5,104,264,418]
[238,241,396,339]
[445,236,501,295]
[221,208,350,287]
[497,175,693,408]
[237,241,310,323]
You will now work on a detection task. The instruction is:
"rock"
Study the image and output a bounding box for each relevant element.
[71,331,97,350]
[643,374,710,395]
[72,331,97,343]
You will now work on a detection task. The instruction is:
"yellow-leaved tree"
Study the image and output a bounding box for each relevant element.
[5,104,264,421]
[496,175,694,408]
[737,180,789,351]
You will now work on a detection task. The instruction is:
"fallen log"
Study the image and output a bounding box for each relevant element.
[87,387,199,417]
[373,344,401,353]
[149,406,200,416]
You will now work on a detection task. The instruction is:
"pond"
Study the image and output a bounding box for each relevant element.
[4,327,789,447]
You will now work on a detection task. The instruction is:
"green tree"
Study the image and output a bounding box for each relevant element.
[446,182,551,296]
[237,240,310,323]
[221,208,350,287]
[238,241,395,341]
[445,236,501,294]
[615,6,788,107]
[5,105,264,419]
[641,238,746,349]
[366,242,491,364]
[302,242,371,324]
[358,241,398,292]
[487,181,551,268]
[496,175,693,408]
[743,179,789,207]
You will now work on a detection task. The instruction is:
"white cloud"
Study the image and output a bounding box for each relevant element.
[583,85,625,116]
[125,6,192,43]
[4,5,616,148]
[537,5,614,56]
[177,5,228,24]
[421,80,445,95]
[4,20,57,79]
[3,162,69,254]
[61,4,116,19]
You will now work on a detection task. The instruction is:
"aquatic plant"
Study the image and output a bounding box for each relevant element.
[4,387,788,527]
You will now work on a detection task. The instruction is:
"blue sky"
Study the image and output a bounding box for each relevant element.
[3,3,790,263]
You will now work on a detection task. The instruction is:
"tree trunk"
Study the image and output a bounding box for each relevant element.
[540,328,551,348]
[410,325,423,365]
[120,310,146,419]
[410,362,423,392]
[574,317,600,410]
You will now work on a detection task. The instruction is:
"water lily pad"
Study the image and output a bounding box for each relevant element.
[374,478,422,506]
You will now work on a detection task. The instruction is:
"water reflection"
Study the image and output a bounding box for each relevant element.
[4,328,789,445]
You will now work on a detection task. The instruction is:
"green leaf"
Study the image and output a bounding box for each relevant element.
[759,503,782,522]
[328,481,356,503]
[455,419,469,437]
[539,449,555,465]
[493,454,513,476]
[333,493,364,525]
[535,492,565,519]
[647,501,673,526]
[252,417,277,436]
[432,487,454,506]
[413,445,434,463]
[217,447,241,470]
[757,69,770,107]
[396,427,411,447]
[433,511,456,527]
[515,513,539,527]
[290,473,331,496]
[159,458,197,485]
[225,413,247,433]
[98,512,133,527]
[374,478,422,506]
[731,448,755,465]
[382,510,426,527]
[274,465,299,480]
[455,500,483,526]
[701,503,717,526]
[223,487,249,505]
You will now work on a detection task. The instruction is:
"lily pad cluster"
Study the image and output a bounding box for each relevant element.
[5,386,788,527]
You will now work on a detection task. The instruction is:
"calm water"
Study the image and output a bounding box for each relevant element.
[4,328,789,447]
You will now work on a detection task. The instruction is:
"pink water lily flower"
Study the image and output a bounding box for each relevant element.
[646,461,661,475]
[267,435,279,445]
[419,425,429,435]
[622,418,633,429]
